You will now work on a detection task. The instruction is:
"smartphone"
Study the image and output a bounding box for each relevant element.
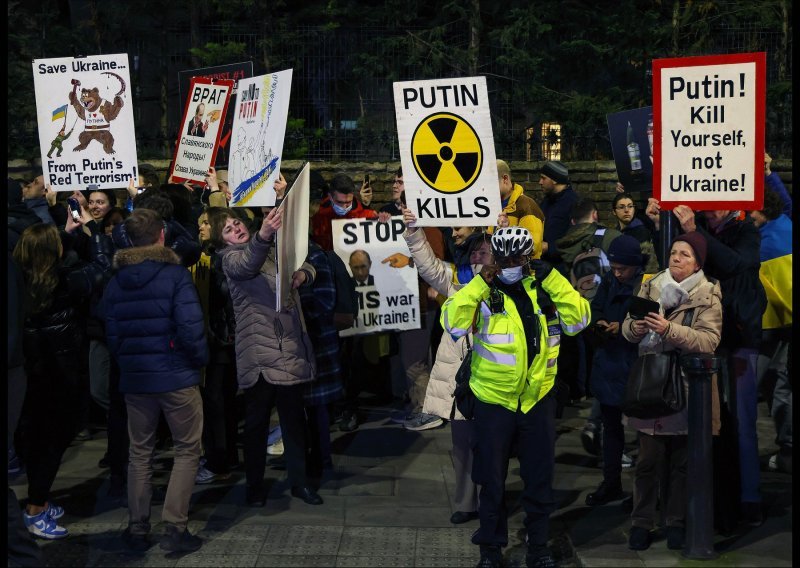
[628,296,660,320]
[66,197,81,221]
[363,174,370,187]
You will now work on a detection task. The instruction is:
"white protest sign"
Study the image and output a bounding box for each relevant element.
[332,217,421,336]
[393,76,501,227]
[277,162,310,311]
[228,69,293,207]
[32,54,138,191]
[171,78,233,184]
[653,52,765,210]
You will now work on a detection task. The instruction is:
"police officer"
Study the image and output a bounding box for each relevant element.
[442,227,590,568]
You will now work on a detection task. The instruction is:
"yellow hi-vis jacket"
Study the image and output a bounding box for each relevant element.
[442,269,590,413]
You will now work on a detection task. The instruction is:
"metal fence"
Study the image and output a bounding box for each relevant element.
[134,22,791,162]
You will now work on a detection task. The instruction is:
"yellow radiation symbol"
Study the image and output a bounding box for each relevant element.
[411,112,483,194]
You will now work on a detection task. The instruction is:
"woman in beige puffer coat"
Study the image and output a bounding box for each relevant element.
[403,208,494,524]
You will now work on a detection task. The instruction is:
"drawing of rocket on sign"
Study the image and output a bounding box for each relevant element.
[231,153,280,206]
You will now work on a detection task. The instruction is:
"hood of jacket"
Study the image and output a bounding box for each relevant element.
[113,245,182,290]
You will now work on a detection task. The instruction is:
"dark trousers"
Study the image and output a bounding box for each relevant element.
[471,394,557,548]
[243,377,307,490]
[305,404,332,478]
[632,433,687,529]
[201,346,239,474]
[107,357,129,478]
[600,404,624,485]
[20,365,81,506]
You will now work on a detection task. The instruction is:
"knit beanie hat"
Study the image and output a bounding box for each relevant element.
[672,231,707,269]
[541,161,569,184]
[607,234,645,267]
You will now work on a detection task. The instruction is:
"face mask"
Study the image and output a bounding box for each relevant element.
[332,202,353,216]
[497,266,524,284]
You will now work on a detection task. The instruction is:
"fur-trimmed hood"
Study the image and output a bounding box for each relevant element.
[112,245,183,291]
[114,245,181,268]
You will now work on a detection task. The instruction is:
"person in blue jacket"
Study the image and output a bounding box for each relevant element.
[102,208,208,554]
[584,235,647,507]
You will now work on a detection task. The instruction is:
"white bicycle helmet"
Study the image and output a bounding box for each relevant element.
[491,227,534,258]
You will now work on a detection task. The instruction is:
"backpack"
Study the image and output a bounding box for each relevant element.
[325,250,359,330]
[570,228,610,301]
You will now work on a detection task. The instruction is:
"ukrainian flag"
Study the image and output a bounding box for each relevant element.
[759,214,792,329]
[52,104,68,121]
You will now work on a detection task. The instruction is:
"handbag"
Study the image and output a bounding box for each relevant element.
[622,308,695,419]
[622,351,684,419]
[451,334,475,420]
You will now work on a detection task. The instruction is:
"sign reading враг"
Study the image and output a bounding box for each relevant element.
[394,77,501,227]
[653,52,765,210]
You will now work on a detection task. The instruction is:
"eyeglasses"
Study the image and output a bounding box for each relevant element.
[614,204,635,211]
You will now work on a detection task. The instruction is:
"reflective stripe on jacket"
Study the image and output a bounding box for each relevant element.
[442,269,590,413]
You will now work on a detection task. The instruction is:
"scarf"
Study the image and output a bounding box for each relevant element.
[640,267,705,349]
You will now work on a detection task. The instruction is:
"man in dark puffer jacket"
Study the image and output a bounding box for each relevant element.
[101,208,208,553]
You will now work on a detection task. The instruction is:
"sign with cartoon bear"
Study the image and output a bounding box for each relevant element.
[331,217,421,337]
[171,77,233,184]
[32,53,139,191]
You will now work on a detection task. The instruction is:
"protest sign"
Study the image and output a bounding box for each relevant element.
[178,61,253,168]
[607,106,654,196]
[228,69,293,207]
[171,78,233,184]
[653,52,765,210]
[393,76,501,227]
[332,217,420,336]
[277,162,310,311]
[32,53,138,191]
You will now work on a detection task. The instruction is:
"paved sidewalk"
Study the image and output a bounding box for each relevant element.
[9,396,791,566]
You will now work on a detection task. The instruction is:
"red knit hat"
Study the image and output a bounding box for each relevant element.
[672,231,707,269]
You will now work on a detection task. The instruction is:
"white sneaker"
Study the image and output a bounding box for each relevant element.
[267,438,284,456]
[24,510,68,540]
[621,452,634,469]
[195,465,217,485]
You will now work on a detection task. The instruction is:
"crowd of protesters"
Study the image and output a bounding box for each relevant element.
[7,154,791,567]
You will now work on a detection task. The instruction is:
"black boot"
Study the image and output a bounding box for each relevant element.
[476,545,503,567]
[585,480,624,506]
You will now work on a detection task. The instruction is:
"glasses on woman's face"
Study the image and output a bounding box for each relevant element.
[615,204,635,211]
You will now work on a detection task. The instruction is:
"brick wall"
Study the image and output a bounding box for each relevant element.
[8,159,792,227]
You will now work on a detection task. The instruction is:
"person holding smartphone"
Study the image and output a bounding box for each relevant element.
[584,235,648,508]
[621,232,723,551]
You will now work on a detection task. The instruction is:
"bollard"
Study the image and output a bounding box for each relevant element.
[680,353,722,560]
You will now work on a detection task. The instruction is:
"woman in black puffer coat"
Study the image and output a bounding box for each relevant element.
[14,222,109,539]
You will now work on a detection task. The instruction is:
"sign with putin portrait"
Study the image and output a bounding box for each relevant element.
[331,217,421,336]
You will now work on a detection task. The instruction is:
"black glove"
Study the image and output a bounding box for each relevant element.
[529,259,553,281]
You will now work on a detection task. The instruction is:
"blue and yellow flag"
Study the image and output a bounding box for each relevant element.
[52,104,68,121]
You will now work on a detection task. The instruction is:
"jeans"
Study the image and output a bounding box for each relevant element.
[730,348,761,503]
